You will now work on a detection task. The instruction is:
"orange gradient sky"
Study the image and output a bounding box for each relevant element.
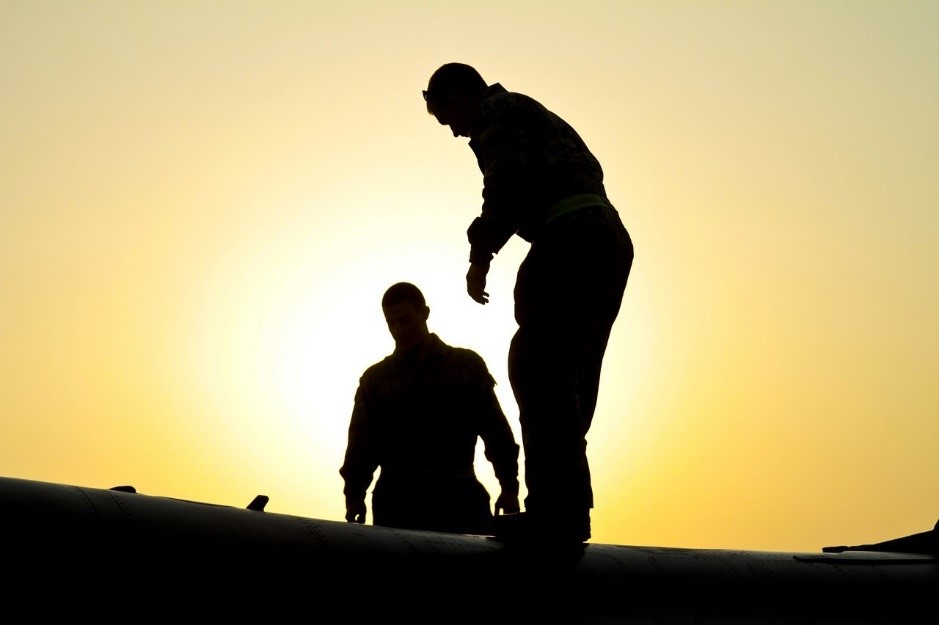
[2,1,937,552]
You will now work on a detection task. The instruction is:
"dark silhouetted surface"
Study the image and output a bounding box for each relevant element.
[3,476,937,624]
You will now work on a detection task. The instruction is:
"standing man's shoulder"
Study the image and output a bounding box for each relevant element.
[479,83,544,126]
[482,83,535,105]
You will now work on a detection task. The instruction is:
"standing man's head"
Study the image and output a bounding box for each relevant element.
[382,282,431,354]
[423,63,487,138]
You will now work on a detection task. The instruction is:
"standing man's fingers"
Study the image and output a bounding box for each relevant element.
[466,263,490,304]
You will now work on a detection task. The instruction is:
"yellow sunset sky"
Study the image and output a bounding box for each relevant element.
[2,0,937,552]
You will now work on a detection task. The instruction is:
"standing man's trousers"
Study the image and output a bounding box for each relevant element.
[509,203,633,526]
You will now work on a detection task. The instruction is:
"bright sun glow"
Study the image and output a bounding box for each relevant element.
[179,198,529,513]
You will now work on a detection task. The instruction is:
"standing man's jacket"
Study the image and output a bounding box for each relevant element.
[466,83,611,264]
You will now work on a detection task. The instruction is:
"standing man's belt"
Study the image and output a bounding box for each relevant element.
[545,193,611,223]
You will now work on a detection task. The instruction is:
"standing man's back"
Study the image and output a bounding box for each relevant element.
[339,282,520,534]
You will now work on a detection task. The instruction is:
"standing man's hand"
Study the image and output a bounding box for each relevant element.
[345,497,367,524]
[494,487,520,516]
[466,263,490,304]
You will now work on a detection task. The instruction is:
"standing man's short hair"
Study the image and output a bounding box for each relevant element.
[382,282,426,310]
[423,63,487,113]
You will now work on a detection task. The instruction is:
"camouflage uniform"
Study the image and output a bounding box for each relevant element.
[340,333,519,534]
[467,83,634,536]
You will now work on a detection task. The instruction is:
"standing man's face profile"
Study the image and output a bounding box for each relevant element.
[383,301,431,353]
[430,94,476,138]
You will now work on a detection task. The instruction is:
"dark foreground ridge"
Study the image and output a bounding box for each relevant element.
[3,475,936,624]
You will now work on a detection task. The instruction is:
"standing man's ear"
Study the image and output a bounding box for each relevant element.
[422,305,431,321]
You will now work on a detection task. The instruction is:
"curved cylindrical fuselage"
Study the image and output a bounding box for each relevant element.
[2,476,936,624]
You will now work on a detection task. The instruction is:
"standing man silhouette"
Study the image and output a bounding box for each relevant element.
[340,281,520,534]
[423,63,634,544]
